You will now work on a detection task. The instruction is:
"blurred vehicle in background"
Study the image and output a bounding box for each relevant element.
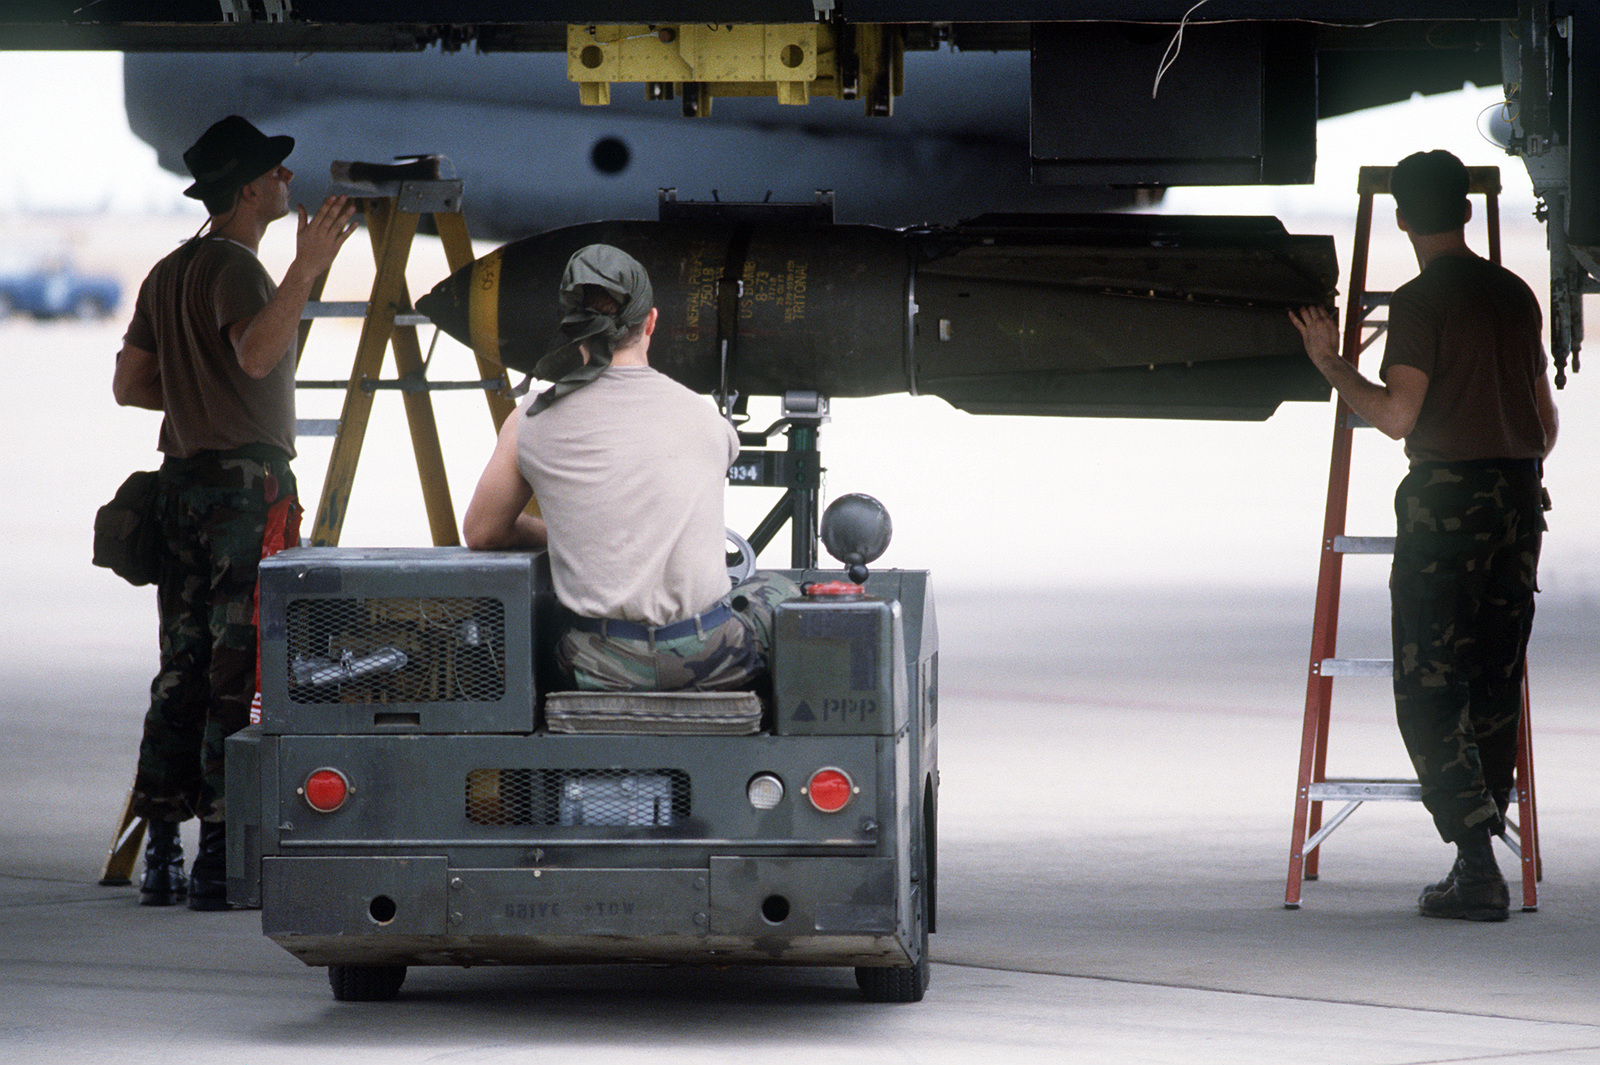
[0,254,121,320]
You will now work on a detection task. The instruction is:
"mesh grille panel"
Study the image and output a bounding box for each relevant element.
[466,768,692,827]
[285,597,506,704]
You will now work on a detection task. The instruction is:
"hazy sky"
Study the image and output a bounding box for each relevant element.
[1,52,195,214]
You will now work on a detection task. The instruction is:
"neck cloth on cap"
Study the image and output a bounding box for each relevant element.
[527,244,654,415]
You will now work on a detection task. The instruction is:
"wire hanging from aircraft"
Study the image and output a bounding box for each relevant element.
[1151,2,1395,99]
[1152,0,1217,99]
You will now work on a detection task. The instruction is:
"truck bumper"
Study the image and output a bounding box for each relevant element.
[263,854,910,968]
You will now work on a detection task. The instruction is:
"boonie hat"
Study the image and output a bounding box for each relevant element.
[182,115,294,201]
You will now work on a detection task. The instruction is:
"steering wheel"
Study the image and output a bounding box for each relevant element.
[725,528,757,587]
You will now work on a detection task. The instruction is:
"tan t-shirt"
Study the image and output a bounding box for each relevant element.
[125,237,294,459]
[517,365,740,626]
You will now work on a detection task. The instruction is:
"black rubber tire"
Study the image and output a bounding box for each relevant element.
[328,964,407,1002]
[856,951,927,1003]
[856,823,931,1003]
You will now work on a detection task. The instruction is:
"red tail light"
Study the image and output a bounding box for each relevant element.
[302,768,350,813]
[805,768,854,813]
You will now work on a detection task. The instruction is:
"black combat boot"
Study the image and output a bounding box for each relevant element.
[1420,856,1469,898]
[187,820,229,911]
[1418,827,1509,921]
[139,819,186,906]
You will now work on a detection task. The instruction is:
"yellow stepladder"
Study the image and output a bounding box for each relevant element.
[299,159,518,546]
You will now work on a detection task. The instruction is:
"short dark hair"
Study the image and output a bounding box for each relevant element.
[582,284,645,346]
[1391,150,1470,236]
[201,185,242,218]
[582,285,621,316]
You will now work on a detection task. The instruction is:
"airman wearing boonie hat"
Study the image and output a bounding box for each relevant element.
[181,114,295,210]
[111,116,360,911]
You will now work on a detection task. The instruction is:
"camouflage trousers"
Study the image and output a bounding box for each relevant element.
[1390,462,1544,844]
[132,448,296,825]
[558,573,801,691]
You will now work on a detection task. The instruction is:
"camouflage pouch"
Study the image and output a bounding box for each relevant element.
[92,469,161,586]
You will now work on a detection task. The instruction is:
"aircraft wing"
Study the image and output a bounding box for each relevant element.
[6,2,1590,384]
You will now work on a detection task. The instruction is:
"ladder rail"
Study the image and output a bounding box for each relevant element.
[1286,173,1376,900]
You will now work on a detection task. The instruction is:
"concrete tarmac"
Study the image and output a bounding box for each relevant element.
[3,581,1597,1064]
[2,227,1598,1062]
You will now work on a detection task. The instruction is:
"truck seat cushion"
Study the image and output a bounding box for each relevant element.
[545,690,764,734]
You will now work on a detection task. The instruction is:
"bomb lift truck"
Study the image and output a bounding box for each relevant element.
[226,392,939,1003]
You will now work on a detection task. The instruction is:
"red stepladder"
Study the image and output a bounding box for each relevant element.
[1284,165,1542,912]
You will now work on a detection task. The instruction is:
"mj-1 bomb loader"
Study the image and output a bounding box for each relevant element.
[231,491,937,1002]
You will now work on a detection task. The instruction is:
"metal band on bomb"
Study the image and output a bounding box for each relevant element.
[468,247,502,366]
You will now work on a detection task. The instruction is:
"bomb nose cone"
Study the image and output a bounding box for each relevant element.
[414,277,466,344]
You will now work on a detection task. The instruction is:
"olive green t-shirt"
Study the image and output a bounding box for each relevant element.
[125,236,294,459]
[1379,253,1548,464]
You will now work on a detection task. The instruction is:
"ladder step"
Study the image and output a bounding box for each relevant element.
[1308,778,1420,801]
[304,300,430,328]
[1319,657,1393,677]
[1332,535,1395,554]
[296,418,341,437]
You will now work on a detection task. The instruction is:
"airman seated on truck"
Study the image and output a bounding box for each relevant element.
[463,243,797,691]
